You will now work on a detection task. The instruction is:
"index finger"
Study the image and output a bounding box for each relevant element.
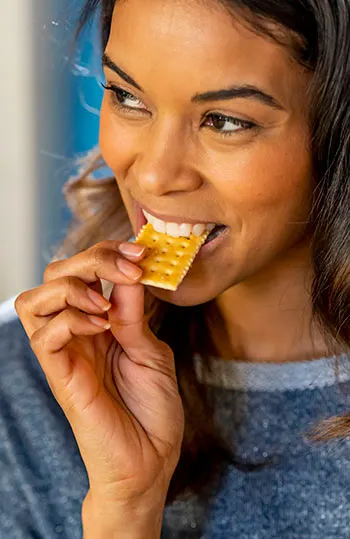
[43,240,146,285]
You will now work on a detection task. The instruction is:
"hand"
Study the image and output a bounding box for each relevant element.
[15,240,185,512]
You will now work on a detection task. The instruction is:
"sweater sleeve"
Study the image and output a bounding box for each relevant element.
[0,309,89,538]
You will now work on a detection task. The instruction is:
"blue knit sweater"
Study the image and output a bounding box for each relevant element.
[1,297,350,539]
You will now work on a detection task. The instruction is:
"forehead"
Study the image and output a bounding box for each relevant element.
[107,0,308,111]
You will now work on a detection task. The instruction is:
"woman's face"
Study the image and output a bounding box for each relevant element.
[100,0,313,306]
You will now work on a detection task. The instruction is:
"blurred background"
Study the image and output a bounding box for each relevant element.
[0,0,109,304]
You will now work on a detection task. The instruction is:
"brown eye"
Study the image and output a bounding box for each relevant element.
[203,113,256,138]
[101,82,147,114]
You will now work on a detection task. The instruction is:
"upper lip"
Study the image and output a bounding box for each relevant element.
[138,201,220,225]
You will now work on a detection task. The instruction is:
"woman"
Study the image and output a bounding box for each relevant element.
[1,0,349,537]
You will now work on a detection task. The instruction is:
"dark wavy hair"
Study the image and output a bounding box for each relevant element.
[56,0,350,506]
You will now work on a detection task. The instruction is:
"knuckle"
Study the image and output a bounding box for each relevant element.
[94,239,120,251]
[43,261,60,283]
[30,326,46,351]
[61,306,74,323]
[14,292,27,314]
[65,306,82,324]
[108,239,121,251]
[93,246,110,265]
[63,276,80,297]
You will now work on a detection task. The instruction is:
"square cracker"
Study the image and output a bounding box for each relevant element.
[133,223,209,291]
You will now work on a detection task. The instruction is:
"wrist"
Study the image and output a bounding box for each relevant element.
[82,488,165,539]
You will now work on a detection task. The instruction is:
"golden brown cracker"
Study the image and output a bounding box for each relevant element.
[134,223,209,290]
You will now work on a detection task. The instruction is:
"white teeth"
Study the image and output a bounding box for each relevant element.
[179,223,192,237]
[153,216,166,233]
[143,209,152,221]
[142,210,166,233]
[166,223,181,237]
[141,208,217,238]
[192,223,205,236]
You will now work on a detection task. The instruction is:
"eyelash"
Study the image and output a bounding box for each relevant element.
[101,82,257,138]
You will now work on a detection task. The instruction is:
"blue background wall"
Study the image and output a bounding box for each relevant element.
[37,2,107,279]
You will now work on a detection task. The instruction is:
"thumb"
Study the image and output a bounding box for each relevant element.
[107,283,172,365]
[107,284,184,464]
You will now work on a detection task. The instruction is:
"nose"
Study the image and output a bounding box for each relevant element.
[133,120,202,196]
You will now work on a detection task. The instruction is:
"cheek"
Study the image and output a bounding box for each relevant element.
[217,136,313,235]
[99,99,134,176]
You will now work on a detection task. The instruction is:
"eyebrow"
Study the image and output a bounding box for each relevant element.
[102,52,285,111]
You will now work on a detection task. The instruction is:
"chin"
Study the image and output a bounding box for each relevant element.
[145,276,223,307]
[145,286,210,307]
[144,253,241,305]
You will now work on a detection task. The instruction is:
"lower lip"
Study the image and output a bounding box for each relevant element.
[197,226,229,259]
[134,202,229,259]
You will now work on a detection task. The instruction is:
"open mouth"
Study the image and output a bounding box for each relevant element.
[204,224,227,244]
[139,206,227,244]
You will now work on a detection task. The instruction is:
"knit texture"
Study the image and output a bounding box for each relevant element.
[1,298,350,538]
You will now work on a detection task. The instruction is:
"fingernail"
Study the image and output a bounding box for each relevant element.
[116,258,143,280]
[87,288,112,311]
[87,315,111,329]
[118,242,145,257]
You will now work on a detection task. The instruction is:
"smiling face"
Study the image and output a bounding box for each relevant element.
[99,0,313,306]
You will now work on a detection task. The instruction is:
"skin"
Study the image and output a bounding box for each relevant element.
[100,0,335,362]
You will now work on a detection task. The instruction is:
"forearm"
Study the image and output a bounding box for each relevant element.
[82,489,164,539]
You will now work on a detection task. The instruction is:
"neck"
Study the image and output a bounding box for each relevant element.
[207,241,341,363]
